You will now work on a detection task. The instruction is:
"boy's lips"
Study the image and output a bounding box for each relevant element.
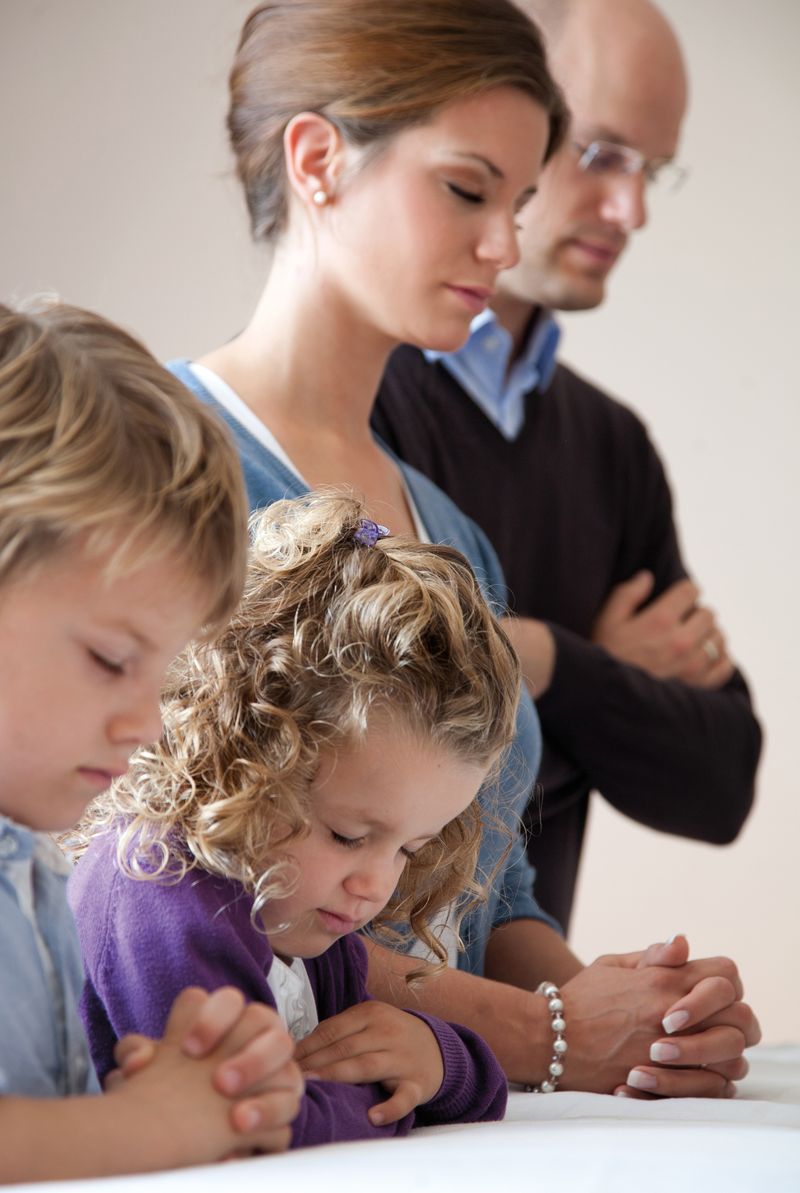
[78,766,128,789]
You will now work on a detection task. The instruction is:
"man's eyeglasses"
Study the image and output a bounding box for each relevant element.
[573,139,688,193]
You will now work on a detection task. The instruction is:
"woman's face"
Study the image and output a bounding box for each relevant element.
[317,86,551,352]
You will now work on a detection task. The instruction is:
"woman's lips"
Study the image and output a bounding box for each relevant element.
[445,284,494,314]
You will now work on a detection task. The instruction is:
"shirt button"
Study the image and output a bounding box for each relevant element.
[0,832,18,859]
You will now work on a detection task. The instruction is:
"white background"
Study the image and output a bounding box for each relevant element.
[2,0,797,1041]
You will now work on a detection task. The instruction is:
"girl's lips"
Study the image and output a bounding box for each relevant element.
[445,284,494,314]
[318,909,358,935]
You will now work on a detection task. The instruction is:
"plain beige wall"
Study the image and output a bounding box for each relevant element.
[1,1,797,1041]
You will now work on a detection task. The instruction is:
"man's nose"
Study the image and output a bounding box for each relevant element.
[598,171,648,233]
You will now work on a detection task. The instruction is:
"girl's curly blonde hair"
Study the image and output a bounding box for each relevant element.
[72,492,521,968]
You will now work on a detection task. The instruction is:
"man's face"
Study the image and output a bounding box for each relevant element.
[499,3,688,312]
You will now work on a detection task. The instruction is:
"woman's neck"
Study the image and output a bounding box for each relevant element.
[199,252,392,445]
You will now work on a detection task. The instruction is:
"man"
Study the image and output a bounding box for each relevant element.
[372,0,761,932]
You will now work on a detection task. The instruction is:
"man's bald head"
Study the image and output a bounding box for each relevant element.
[495,0,688,316]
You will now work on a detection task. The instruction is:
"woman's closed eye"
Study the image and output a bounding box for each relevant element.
[447,182,484,205]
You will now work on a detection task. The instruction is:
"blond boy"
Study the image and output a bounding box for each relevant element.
[0,300,302,1182]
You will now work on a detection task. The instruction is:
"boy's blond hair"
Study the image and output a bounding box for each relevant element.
[0,299,248,627]
[74,493,522,970]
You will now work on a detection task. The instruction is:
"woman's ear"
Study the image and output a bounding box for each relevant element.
[284,112,344,209]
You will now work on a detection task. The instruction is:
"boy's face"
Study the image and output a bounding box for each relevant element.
[0,541,207,832]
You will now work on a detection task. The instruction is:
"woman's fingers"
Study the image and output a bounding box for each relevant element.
[649,1024,747,1069]
[624,1065,736,1099]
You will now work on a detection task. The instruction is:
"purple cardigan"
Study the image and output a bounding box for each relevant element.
[69,832,507,1146]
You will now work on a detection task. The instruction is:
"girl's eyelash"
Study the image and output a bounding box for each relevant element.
[448,182,484,205]
[400,846,417,860]
[331,830,365,850]
[89,649,125,676]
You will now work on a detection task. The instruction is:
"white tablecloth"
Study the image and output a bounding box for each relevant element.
[10,1045,800,1192]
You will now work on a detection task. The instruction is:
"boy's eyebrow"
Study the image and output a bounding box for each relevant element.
[96,617,156,652]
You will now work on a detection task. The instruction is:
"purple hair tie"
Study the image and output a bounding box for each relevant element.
[353,518,390,547]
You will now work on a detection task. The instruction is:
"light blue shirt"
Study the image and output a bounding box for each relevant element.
[425,308,561,441]
[0,815,98,1097]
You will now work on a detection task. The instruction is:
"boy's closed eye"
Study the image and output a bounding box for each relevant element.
[87,648,127,676]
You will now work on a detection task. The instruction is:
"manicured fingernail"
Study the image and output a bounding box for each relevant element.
[627,1069,658,1092]
[614,1088,631,1097]
[666,933,686,945]
[663,1010,690,1034]
[650,1042,681,1062]
[217,1066,242,1094]
[369,1111,384,1125]
[183,1034,203,1057]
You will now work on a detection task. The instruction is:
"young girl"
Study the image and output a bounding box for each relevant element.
[69,492,522,1143]
[0,299,302,1183]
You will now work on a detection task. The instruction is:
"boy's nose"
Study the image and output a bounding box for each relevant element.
[107,688,163,749]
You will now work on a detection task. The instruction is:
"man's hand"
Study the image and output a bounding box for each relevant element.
[592,572,734,688]
[294,1001,444,1125]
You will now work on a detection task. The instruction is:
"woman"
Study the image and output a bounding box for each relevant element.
[170,0,756,1097]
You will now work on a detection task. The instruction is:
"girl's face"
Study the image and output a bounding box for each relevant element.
[261,726,488,959]
[315,85,551,353]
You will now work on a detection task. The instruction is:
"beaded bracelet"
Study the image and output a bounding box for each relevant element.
[525,980,567,1093]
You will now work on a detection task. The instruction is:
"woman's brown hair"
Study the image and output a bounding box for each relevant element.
[228,0,568,240]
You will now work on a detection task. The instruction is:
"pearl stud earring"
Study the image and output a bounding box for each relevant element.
[312,189,328,206]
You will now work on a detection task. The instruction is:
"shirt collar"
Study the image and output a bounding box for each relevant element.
[425,308,561,441]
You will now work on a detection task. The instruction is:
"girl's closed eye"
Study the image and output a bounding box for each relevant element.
[330,829,365,850]
[447,182,484,205]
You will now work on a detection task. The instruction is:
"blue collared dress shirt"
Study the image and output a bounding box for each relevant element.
[425,308,561,440]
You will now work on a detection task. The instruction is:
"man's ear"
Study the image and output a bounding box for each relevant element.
[283,111,344,208]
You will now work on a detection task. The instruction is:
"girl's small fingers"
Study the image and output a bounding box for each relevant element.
[294,1006,373,1060]
[626,1065,736,1099]
[301,1051,390,1086]
[296,1030,380,1073]
[648,1024,746,1068]
[368,1080,420,1127]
